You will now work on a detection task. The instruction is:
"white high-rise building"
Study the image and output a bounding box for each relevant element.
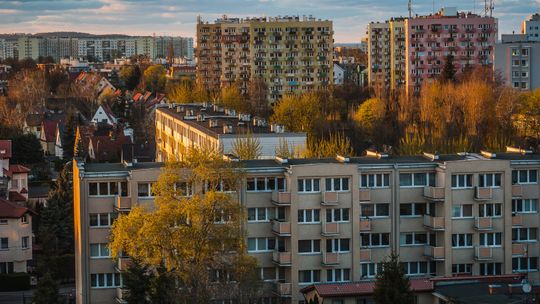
[522,13,540,42]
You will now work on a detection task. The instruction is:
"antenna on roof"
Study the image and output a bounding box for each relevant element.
[408,0,412,18]
[484,0,494,17]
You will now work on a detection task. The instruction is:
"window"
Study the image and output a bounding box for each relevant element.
[257,267,276,281]
[89,213,117,228]
[452,264,472,274]
[480,233,502,247]
[512,170,538,184]
[299,270,321,284]
[399,172,435,187]
[452,204,473,218]
[298,178,320,193]
[361,263,382,278]
[89,181,125,196]
[90,243,110,258]
[360,233,390,248]
[451,174,473,188]
[326,208,349,223]
[0,262,14,274]
[326,268,350,282]
[20,215,28,224]
[247,237,275,252]
[21,236,29,249]
[400,232,433,246]
[360,173,390,188]
[298,240,321,254]
[174,181,192,197]
[247,177,286,192]
[326,238,350,253]
[512,228,537,242]
[512,199,538,213]
[90,273,121,288]
[248,208,273,222]
[480,263,502,275]
[360,203,389,217]
[400,203,429,217]
[478,173,501,188]
[479,203,502,217]
[513,257,538,272]
[325,177,350,192]
[298,209,320,223]
[452,234,473,248]
[401,261,434,276]
[137,182,154,197]
[0,219,6,225]
[0,238,8,250]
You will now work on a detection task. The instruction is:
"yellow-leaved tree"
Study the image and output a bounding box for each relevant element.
[109,147,262,303]
[231,131,262,160]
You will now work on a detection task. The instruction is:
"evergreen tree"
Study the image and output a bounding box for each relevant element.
[122,261,152,304]
[10,133,44,164]
[62,112,79,160]
[32,273,60,304]
[441,54,456,82]
[373,253,414,304]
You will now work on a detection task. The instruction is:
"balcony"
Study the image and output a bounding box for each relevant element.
[359,218,372,231]
[271,191,291,206]
[359,249,371,262]
[115,257,132,272]
[475,246,493,260]
[474,217,493,230]
[272,251,292,266]
[359,189,371,201]
[322,252,340,266]
[512,243,528,257]
[273,282,292,297]
[474,187,492,200]
[114,196,131,211]
[423,215,445,231]
[321,191,339,206]
[116,287,128,304]
[512,185,523,197]
[321,222,339,236]
[512,214,523,226]
[271,220,291,237]
[423,187,445,201]
[424,246,445,261]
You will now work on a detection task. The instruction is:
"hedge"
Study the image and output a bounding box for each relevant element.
[0,272,31,291]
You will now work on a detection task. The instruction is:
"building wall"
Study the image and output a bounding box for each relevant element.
[495,37,540,91]
[0,214,32,273]
[17,37,40,60]
[522,14,540,41]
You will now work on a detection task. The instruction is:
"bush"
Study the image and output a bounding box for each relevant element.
[0,272,31,291]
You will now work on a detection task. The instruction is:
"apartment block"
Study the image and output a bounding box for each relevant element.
[155,103,306,161]
[0,198,33,274]
[39,37,79,62]
[368,7,497,93]
[17,37,40,60]
[495,34,540,91]
[154,36,194,60]
[196,15,333,103]
[74,147,540,304]
[522,13,540,42]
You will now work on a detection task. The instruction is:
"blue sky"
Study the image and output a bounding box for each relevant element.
[0,0,538,42]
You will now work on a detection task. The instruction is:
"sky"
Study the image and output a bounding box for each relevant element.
[0,0,538,42]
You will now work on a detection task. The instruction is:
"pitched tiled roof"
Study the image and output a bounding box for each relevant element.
[5,164,31,178]
[0,198,30,218]
[300,279,434,297]
[89,134,133,162]
[0,140,12,158]
[132,93,143,101]
[8,191,27,202]
[41,120,60,142]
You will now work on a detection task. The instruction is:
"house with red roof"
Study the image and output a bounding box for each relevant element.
[91,104,118,126]
[40,119,63,156]
[0,198,33,273]
[87,130,132,162]
[0,140,30,202]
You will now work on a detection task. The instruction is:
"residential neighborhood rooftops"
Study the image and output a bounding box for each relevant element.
[0,198,32,218]
[300,278,434,297]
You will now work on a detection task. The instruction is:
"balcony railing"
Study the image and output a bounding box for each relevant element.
[474,217,493,230]
[474,187,493,200]
[115,196,131,211]
[359,218,372,231]
[271,220,291,236]
[322,252,340,266]
[424,246,445,261]
[424,187,445,201]
[475,246,493,260]
[116,287,129,303]
[321,191,339,205]
[512,185,523,197]
[423,215,445,230]
[273,282,292,297]
[271,191,291,206]
[272,251,292,266]
[359,249,371,262]
[359,189,371,201]
[116,257,132,272]
[321,222,339,236]
[512,214,523,226]
[512,243,527,257]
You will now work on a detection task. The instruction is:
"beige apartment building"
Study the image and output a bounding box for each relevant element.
[0,198,33,274]
[74,147,540,304]
[196,15,333,103]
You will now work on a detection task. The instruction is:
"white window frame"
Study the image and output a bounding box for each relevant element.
[89,213,117,228]
[479,232,502,247]
[90,243,111,258]
[137,182,154,198]
[512,199,538,214]
[400,232,431,246]
[326,238,350,253]
[513,257,538,272]
[480,263,502,275]
[247,237,275,253]
[90,273,121,288]
[326,268,350,282]
[21,236,29,250]
[360,203,389,218]
[298,209,320,224]
[452,233,473,248]
[452,263,472,274]
[513,228,537,243]
[298,239,321,254]
[298,178,320,193]
[451,174,473,189]
[20,215,28,224]
[0,219,7,225]
[325,177,350,192]
[400,203,428,217]
[248,207,273,222]
[360,233,390,248]
[479,203,502,218]
[298,270,321,284]
[452,204,473,219]
[360,173,390,189]
[478,173,501,188]
[247,177,286,192]
[326,208,350,223]
[402,261,431,276]
[512,169,538,185]
[361,263,382,278]
[399,172,435,188]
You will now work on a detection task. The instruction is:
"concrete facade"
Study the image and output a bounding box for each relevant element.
[495,34,540,91]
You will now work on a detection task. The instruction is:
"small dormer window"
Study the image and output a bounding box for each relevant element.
[21,214,28,224]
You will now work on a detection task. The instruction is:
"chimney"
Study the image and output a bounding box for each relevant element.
[336,155,350,163]
[423,152,439,161]
[365,149,388,159]
[506,146,533,155]
[222,153,239,162]
[275,155,288,164]
[480,150,497,159]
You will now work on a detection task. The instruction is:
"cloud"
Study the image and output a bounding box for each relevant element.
[0,0,538,41]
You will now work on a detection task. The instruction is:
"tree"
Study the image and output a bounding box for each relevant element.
[275,137,297,158]
[440,54,456,82]
[32,273,60,304]
[122,261,152,304]
[304,133,354,158]
[373,253,414,304]
[221,84,248,112]
[119,65,142,91]
[271,92,324,133]
[247,78,269,117]
[10,133,44,164]
[110,147,262,303]
[167,81,193,103]
[143,65,166,93]
[353,98,386,137]
[192,82,210,103]
[231,131,262,160]
[62,112,80,160]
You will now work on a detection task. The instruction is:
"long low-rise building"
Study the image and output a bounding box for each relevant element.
[74,147,540,304]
